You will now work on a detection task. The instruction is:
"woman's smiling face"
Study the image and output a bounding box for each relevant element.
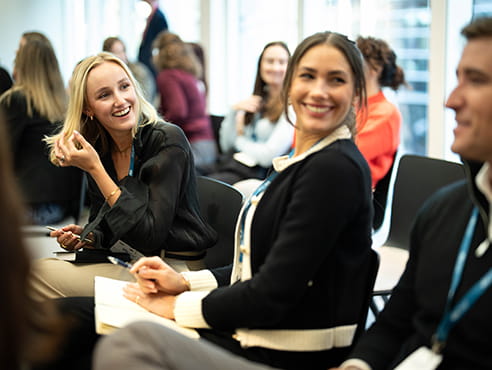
[289,43,356,139]
[84,61,137,135]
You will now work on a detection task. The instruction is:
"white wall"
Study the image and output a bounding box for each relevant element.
[0,0,65,77]
[0,0,140,85]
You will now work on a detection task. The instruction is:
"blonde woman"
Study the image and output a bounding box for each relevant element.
[31,52,216,299]
[0,32,81,225]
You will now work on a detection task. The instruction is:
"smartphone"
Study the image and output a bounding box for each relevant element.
[45,226,92,243]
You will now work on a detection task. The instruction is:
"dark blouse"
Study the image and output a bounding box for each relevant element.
[81,121,217,256]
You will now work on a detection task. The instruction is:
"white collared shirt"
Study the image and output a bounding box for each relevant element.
[474,163,492,257]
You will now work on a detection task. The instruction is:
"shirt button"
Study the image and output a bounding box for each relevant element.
[307,280,313,287]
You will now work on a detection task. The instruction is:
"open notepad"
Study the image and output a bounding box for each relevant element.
[94,276,199,339]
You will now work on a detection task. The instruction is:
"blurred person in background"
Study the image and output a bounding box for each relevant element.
[0,31,82,225]
[355,35,406,189]
[206,41,294,185]
[138,0,169,78]
[355,36,407,229]
[153,31,217,173]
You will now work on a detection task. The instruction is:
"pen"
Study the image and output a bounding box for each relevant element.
[107,256,133,270]
[108,256,156,282]
[45,226,93,243]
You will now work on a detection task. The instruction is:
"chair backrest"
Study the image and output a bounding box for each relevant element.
[209,115,225,154]
[372,151,399,231]
[196,176,243,269]
[385,154,465,250]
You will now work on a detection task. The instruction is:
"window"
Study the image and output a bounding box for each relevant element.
[474,0,492,17]
[300,0,431,155]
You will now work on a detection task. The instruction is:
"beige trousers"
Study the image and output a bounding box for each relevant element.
[30,257,206,301]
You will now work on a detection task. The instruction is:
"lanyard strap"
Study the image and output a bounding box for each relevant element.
[237,148,296,252]
[433,207,492,351]
[238,170,278,250]
[128,144,135,177]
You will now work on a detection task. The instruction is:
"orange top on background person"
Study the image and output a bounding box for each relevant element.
[355,36,407,189]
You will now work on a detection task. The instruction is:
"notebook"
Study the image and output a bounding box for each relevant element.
[94,276,199,339]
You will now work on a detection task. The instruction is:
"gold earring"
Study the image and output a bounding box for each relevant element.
[90,115,94,121]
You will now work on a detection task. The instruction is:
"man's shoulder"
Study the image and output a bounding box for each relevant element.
[418,180,470,223]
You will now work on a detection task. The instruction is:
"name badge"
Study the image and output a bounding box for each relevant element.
[110,240,144,261]
[394,347,442,370]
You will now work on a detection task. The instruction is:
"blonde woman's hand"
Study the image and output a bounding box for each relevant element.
[56,131,103,174]
[130,256,190,295]
[48,224,93,251]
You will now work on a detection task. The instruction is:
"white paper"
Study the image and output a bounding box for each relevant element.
[394,346,443,370]
[94,276,199,339]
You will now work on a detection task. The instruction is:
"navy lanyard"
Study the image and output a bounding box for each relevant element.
[433,207,492,352]
[128,144,135,177]
[237,149,297,265]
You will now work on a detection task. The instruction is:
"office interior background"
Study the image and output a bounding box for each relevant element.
[1,0,491,161]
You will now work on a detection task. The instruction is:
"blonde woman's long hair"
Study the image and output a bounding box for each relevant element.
[45,52,160,164]
[1,37,66,123]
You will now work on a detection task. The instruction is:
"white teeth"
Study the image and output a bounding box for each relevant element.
[306,105,330,113]
[114,107,130,117]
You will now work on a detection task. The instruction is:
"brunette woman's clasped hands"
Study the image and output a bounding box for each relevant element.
[122,256,190,319]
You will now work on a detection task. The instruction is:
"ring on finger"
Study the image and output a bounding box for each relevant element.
[135,296,140,305]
